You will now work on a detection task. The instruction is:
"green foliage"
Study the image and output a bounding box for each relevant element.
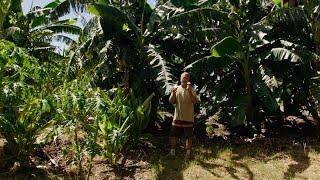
[0,38,154,170]
[0,40,55,166]
[49,78,154,165]
[211,36,242,57]
[2,0,81,60]
[148,44,175,95]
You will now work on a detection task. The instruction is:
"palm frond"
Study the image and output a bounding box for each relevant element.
[66,45,83,79]
[294,45,320,64]
[83,39,114,72]
[270,44,319,64]
[30,46,56,52]
[66,30,103,78]
[68,0,91,12]
[266,7,313,44]
[27,7,52,20]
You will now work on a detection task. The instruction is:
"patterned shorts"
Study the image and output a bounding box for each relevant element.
[170,120,193,138]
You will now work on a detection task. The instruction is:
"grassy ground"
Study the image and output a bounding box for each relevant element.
[142,136,320,180]
[1,134,320,179]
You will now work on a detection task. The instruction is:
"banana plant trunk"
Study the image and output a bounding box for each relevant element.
[243,54,254,130]
[313,20,320,126]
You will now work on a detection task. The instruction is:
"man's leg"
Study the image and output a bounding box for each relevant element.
[169,136,177,155]
[186,138,192,150]
[169,126,179,156]
[185,127,193,158]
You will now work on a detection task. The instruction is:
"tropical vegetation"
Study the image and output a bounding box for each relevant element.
[0,0,319,178]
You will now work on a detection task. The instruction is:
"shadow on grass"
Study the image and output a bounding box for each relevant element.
[145,133,318,180]
[194,139,255,180]
[147,136,255,180]
[197,135,316,180]
[284,144,311,179]
[148,143,188,180]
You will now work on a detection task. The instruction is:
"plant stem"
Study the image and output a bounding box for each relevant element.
[74,119,83,178]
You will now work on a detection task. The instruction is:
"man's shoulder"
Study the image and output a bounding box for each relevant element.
[177,85,183,90]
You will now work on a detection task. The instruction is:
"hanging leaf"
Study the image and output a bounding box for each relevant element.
[148,44,175,95]
[231,94,248,127]
[211,36,242,57]
[252,73,279,112]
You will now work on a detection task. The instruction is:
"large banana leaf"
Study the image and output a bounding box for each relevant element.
[211,36,242,57]
[170,0,199,9]
[31,24,81,35]
[53,34,76,45]
[270,48,302,62]
[213,70,238,102]
[252,73,279,112]
[185,55,234,78]
[231,94,248,127]
[159,7,228,30]
[310,74,320,113]
[88,3,139,36]
[147,44,174,95]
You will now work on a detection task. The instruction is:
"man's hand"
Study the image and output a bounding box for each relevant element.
[186,82,197,104]
[169,85,178,104]
[186,82,192,92]
[172,87,177,93]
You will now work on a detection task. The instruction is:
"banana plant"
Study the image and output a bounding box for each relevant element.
[184,0,280,131]
[186,0,320,131]
[65,0,176,132]
[265,3,320,122]
[66,0,177,95]
[2,0,81,59]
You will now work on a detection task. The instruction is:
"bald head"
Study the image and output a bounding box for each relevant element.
[180,72,190,87]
